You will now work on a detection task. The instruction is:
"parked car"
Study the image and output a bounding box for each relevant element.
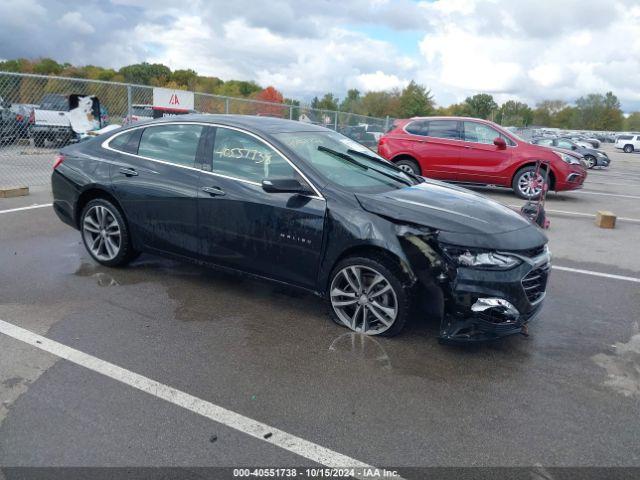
[378,117,587,199]
[531,137,610,168]
[340,125,378,149]
[31,94,105,147]
[10,103,37,138]
[123,104,154,125]
[615,134,640,153]
[0,98,21,144]
[51,115,550,342]
[570,135,600,148]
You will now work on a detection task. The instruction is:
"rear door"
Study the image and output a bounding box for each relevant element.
[197,126,326,289]
[457,121,513,184]
[109,122,205,257]
[404,119,462,180]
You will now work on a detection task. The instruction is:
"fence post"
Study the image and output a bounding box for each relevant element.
[384,115,390,132]
[334,110,338,130]
[289,105,293,120]
[225,98,229,114]
[127,85,132,119]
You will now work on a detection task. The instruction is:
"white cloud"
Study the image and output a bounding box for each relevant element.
[58,12,95,35]
[355,71,408,91]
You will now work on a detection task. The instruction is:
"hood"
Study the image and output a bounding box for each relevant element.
[357,179,534,235]
[357,180,548,250]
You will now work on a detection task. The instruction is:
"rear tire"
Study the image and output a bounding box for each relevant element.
[80,198,137,267]
[327,254,413,337]
[394,158,421,176]
[623,145,634,153]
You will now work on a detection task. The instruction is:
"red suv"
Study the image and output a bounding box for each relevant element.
[378,116,587,199]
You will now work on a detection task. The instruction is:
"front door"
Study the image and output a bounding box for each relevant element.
[457,121,513,184]
[410,119,463,181]
[110,123,205,257]
[198,126,326,289]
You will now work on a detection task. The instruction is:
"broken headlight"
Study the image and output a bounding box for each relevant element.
[441,246,522,270]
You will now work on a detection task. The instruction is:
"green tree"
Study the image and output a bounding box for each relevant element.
[171,69,198,89]
[625,112,640,131]
[464,93,498,120]
[32,58,63,75]
[339,89,361,112]
[496,100,533,127]
[316,93,339,111]
[398,80,434,118]
[118,62,171,85]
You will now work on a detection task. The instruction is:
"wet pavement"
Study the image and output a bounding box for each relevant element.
[0,145,639,474]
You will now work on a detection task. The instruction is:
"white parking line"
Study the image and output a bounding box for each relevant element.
[553,266,640,283]
[0,203,52,215]
[507,205,640,223]
[0,319,392,479]
[573,191,640,200]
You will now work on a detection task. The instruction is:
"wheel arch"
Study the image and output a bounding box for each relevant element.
[75,187,125,229]
[512,161,556,190]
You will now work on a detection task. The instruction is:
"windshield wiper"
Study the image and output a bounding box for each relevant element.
[346,149,424,184]
[318,146,412,187]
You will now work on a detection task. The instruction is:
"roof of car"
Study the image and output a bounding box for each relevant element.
[138,114,330,134]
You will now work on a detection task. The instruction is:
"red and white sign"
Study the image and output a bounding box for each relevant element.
[152,87,194,112]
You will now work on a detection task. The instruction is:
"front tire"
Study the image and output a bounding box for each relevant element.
[623,145,634,153]
[80,199,137,267]
[327,255,412,337]
[512,166,547,200]
[584,155,596,169]
[394,158,421,176]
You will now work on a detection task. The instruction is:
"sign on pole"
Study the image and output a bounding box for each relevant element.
[152,87,195,118]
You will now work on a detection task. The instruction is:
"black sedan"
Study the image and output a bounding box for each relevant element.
[532,137,610,169]
[52,115,551,342]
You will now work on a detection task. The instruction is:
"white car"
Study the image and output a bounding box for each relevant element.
[615,134,640,153]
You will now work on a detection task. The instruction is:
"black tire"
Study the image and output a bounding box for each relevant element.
[623,145,634,153]
[512,166,548,200]
[584,155,596,169]
[394,157,421,175]
[326,254,413,337]
[80,198,138,267]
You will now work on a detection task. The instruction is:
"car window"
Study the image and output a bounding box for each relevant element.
[427,120,459,140]
[405,120,428,136]
[211,127,298,183]
[557,140,573,149]
[138,124,203,167]
[536,139,553,146]
[109,129,140,154]
[463,121,511,145]
[40,95,69,111]
[274,131,412,193]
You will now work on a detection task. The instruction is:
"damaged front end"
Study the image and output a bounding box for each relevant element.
[396,225,551,343]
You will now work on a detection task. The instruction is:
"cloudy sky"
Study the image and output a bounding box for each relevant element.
[1,0,640,111]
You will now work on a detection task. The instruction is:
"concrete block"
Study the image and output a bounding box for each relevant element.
[595,211,616,229]
[0,187,29,198]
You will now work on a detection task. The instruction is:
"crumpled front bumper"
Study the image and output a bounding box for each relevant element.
[439,247,551,343]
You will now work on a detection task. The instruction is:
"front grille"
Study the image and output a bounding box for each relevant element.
[522,263,550,303]
[516,245,545,258]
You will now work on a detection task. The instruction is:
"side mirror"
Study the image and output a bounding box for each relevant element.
[262,178,312,195]
[493,137,507,150]
[571,145,577,150]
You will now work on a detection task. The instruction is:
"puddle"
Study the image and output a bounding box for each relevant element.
[329,332,393,371]
[592,322,640,398]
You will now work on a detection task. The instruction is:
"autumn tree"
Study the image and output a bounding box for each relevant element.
[254,86,285,117]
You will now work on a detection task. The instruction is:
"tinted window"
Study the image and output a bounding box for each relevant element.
[427,120,459,140]
[557,139,574,149]
[40,94,68,111]
[212,128,297,183]
[138,124,203,167]
[536,139,553,146]
[618,135,632,140]
[463,121,512,145]
[109,129,140,154]
[405,120,428,136]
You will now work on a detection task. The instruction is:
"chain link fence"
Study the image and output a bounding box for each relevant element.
[0,72,391,188]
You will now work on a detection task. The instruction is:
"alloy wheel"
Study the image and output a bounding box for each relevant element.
[517,171,544,197]
[585,156,596,168]
[330,265,398,335]
[397,164,415,173]
[82,205,122,261]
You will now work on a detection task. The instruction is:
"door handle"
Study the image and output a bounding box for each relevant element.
[201,186,226,197]
[118,167,138,177]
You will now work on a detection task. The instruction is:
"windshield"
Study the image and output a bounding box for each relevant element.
[273,131,414,193]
